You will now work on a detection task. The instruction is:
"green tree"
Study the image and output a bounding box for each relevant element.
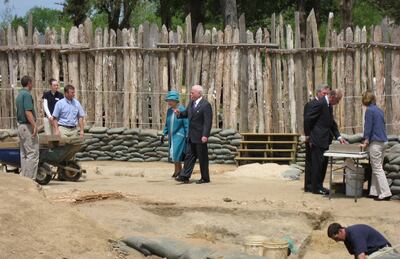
[94,0,138,31]
[61,0,92,26]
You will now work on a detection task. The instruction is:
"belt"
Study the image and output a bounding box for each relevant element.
[59,124,76,129]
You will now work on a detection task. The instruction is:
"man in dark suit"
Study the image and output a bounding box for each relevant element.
[303,84,331,192]
[305,89,347,195]
[174,85,213,184]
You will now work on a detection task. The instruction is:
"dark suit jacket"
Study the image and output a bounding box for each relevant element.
[305,97,340,149]
[179,98,213,144]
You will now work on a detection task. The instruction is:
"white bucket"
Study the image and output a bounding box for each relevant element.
[345,167,364,197]
[243,235,267,256]
[263,239,289,259]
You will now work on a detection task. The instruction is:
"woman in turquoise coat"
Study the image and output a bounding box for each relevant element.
[162,91,189,177]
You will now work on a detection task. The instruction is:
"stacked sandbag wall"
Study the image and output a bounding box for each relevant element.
[295,134,400,199]
[76,127,241,164]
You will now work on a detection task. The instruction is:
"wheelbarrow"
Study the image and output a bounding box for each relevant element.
[0,136,85,185]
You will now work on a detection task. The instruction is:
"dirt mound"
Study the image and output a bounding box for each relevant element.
[0,173,117,258]
[224,163,290,179]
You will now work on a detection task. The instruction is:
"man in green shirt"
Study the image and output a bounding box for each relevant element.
[16,75,39,180]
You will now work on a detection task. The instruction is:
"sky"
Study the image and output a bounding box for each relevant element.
[0,0,63,18]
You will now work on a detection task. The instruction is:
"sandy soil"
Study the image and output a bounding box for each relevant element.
[1,161,400,258]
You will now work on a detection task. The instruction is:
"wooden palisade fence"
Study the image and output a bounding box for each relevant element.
[1,10,400,134]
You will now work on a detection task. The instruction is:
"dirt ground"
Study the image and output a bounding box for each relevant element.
[1,161,400,259]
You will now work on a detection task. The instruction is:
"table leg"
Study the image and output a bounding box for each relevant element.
[355,159,359,202]
[329,157,333,200]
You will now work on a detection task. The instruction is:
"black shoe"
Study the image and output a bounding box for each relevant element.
[313,189,329,195]
[374,196,391,201]
[196,179,210,184]
[175,176,189,184]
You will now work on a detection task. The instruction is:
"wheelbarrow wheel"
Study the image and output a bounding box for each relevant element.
[36,163,52,185]
[57,161,82,182]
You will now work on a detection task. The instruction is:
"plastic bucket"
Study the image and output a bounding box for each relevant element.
[262,239,289,259]
[243,235,267,256]
[345,167,364,197]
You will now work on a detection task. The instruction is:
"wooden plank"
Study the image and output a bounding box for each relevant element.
[101,28,108,127]
[78,24,90,117]
[192,23,204,85]
[305,13,313,99]
[108,29,117,127]
[263,28,273,133]
[159,26,169,127]
[149,23,160,129]
[344,27,354,134]
[176,26,184,92]
[324,12,334,82]
[222,25,232,128]
[391,26,400,133]
[17,26,27,77]
[201,29,211,96]
[60,28,69,87]
[279,14,289,133]
[122,28,131,128]
[33,29,43,125]
[141,23,150,128]
[26,14,34,78]
[373,25,385,110]
[50,28,60,82]
[270,13,278,132]
[382,18,392,134]
[130,28,138,128]
[137,25,144,128]
[94,28,103,126]
[255,28,264,132]
[84,19,95,126]
[214,30,224,128]
[208,28,218,128]
[337,30,345,129]
[168,30,177,89]
[0,28,10,128]
[184,14,193,94]
[239,14,248,132]
[8,25,17,128]
[247,30,256,132]
[230,27,240,130]
[68,27,79,92]
[367,26,374,90]
[361,26,368,93]
[331,30,338,90]
[275,24,284,132]
[309,9,323,86]
[115,29,124,127]
[287,24,296,133]
[354,26,362,133]
[294,12,305,134]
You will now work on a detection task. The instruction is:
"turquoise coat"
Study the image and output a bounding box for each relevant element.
[163,105,189,162]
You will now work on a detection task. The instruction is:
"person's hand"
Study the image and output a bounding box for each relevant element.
[173,109,180,116]
[55,129,61,137]
[32,126,38,138]
[339,137,348,144]
[305,136,309,143]
[49,116,53,122]
[360,143,368,151]
[201,136,208,143]
[160,135,165,144]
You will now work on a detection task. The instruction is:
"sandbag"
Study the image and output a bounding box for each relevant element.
[384,164,400,172]
[390,185,400,195]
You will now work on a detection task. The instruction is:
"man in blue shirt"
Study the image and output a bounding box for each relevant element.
[328,223,398,259]
[52,84,85,138]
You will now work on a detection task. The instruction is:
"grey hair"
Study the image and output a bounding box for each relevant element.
[315,83,330,93]
[192,85,203,95]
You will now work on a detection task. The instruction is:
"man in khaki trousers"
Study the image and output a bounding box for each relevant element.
[16,75,39,180]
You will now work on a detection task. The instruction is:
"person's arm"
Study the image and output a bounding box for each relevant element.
[78,117,84,138]
[52,102,61,136]
[43,99,52,119]
[25,110,37,137]
[363,108,373,146]
[201,102,212,143]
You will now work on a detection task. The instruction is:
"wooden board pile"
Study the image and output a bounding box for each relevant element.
[76,127,241,164]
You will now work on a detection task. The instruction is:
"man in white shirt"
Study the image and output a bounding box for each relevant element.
[42,79,63,135]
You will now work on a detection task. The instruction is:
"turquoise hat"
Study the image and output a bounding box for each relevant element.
[165,90,180,102]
